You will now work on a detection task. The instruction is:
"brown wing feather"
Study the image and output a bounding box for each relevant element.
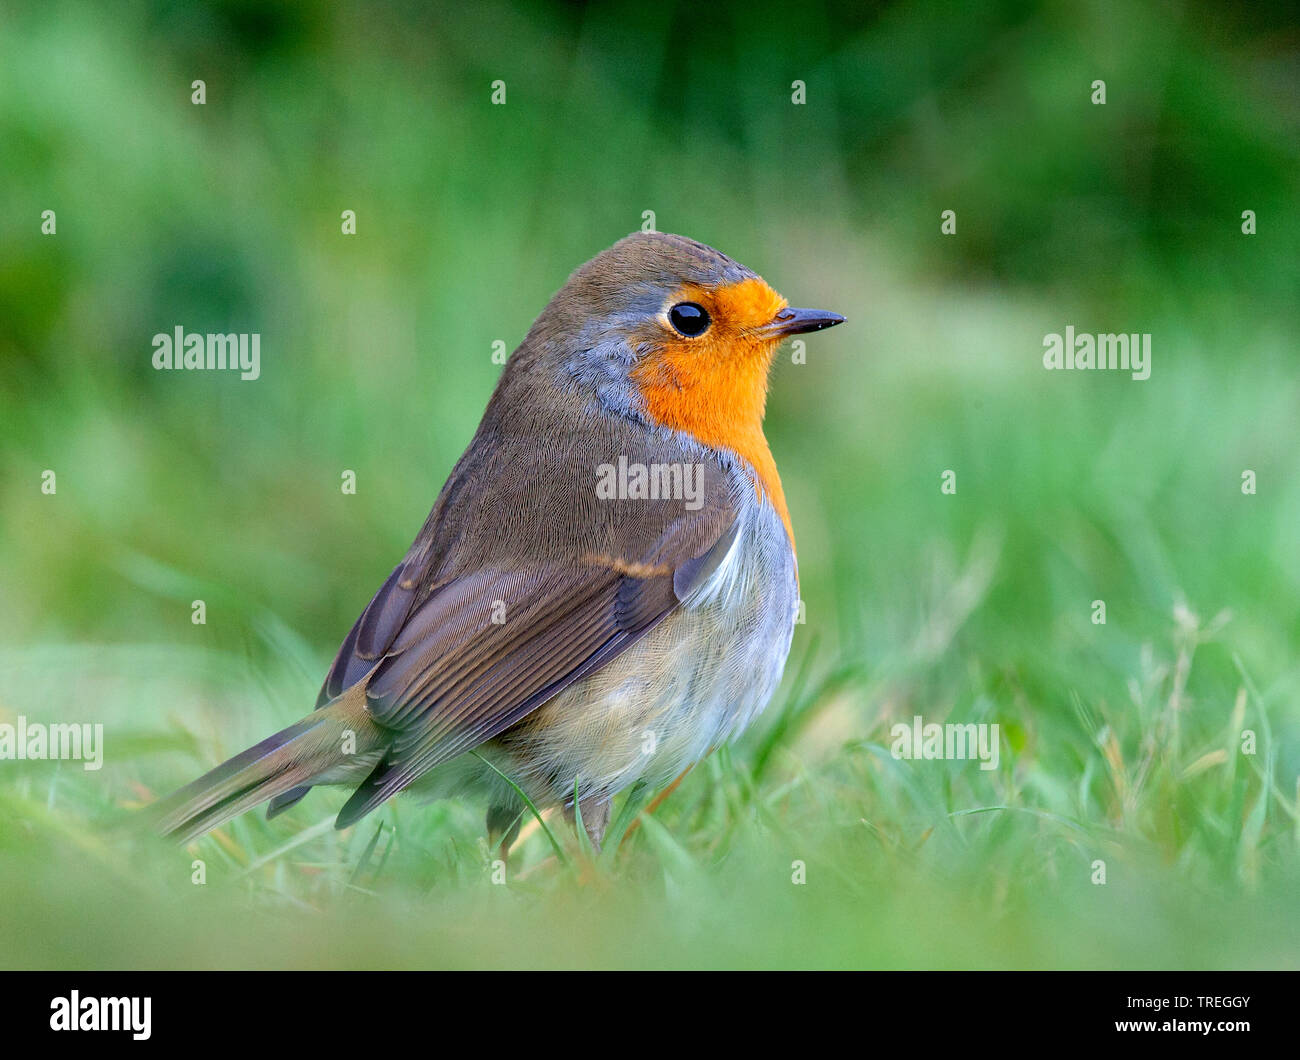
[333,516,735,827]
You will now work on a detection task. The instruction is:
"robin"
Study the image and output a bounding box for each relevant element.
[154,232,844,854]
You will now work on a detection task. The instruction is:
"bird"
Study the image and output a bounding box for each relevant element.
[152,231,844,855]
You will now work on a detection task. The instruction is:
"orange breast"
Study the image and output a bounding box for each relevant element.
[630,278,796,550]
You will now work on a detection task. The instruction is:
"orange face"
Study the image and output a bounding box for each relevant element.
[630,276,795,546]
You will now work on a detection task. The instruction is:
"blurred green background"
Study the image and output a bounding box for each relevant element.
[1,0,1298,968]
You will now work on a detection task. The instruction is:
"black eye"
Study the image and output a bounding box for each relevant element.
[668,302,710,337]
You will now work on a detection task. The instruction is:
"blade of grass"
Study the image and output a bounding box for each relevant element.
[471,751,569,866]
[234,817,335,881]
[635,813,700,885]
[348,822,385,887]
[606,781,647,860]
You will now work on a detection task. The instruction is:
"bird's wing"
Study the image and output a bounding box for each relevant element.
[315,433,741,827]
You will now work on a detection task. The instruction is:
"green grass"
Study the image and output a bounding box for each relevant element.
[0,0,1297,968]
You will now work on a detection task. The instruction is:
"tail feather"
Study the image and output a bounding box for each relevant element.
[153,694,379,843]
[265,784,313,820]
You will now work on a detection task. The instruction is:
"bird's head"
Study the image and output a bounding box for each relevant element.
[532,232,844,446]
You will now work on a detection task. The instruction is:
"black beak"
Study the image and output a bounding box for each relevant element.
[765,307,846,338]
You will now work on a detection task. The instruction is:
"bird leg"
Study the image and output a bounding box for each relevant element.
[563,793,611,854]
[485,803,523,865]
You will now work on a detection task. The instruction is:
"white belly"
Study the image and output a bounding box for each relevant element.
[489,494,799,805]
